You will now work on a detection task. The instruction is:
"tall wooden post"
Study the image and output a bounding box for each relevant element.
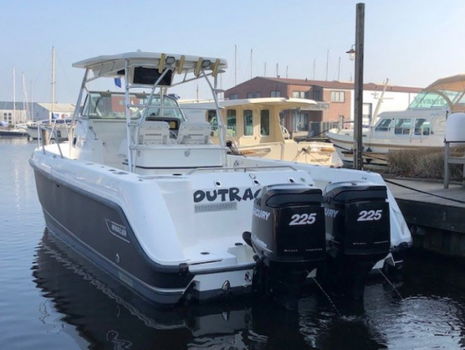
[353,3,365,170]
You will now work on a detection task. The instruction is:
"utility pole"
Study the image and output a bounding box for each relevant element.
[286,65,288,79]
[264,62,267,76]
[353,3,365,170]
[276,63,279,77]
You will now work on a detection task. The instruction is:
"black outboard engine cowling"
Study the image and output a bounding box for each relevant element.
[248,184,326,303]
[322,181,390,300]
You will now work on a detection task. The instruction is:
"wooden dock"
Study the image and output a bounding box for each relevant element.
[387,178,465,257]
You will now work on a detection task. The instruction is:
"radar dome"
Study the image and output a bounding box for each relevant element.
[446,113,465,142]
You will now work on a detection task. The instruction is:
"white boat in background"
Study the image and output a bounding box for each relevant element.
[26,47,73,141]
[30,51,411,305]
[327,74,465,166]
[180,98,342,167]
[0,123,27,137]
[26,119,71,140]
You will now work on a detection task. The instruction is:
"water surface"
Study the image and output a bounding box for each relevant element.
[1,138,465,349]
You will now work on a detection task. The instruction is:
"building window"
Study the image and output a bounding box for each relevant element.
[228,94,238,100]
[309,87,323,101]
[330,91,345,102]
[394,118,412,135]
[294,111,309,132]
[270,90,281,97]
[243,110,253,136]
[247,92,261,98]
[227,109,236,136]
[292,91,305,98]
[260,110,270,136]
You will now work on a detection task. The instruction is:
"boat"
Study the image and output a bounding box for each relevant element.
[26,119,71,140]
[327,74,465,166]
[180,98,342,167]
[27,48,72,141]
[0,124,27,137]
[30,51,412,305]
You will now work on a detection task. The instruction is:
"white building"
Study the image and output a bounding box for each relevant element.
[0,102,75,125]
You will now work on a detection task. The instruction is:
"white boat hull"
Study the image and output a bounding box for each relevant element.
[327,128,444,166]
[30,143,412,304]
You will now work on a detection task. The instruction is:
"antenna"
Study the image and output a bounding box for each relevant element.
[276,63,279,78]
[286,65,288,79]
[250,48,253,79]
[234,44,237,86]
[337,56,341,81]
[325,49,330,81]
[313,59,316,80]
[264,62,267,76]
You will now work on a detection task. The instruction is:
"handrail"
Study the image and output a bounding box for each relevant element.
[186,165,298,175]
[38,123,64,158]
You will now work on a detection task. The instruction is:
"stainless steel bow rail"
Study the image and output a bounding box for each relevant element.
[38,122,67,158]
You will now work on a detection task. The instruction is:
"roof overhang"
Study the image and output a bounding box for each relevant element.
[181,97,328,110]
[73,51,227,79]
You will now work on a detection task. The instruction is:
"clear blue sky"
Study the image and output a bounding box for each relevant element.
[1,0,465,103]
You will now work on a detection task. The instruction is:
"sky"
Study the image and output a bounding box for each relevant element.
[1,0,465,104]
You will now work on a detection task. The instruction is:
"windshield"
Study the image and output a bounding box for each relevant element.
[408,91,460,109]
[83,92,185,120]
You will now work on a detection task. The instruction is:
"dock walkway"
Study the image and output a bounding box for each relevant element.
[387,178,465,257]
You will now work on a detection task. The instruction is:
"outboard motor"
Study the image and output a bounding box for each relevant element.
[322,181,390,300]
[244,184,326,304]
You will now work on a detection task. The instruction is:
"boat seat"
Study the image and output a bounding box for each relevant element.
[177,121,211,144]
[138,121,170,145]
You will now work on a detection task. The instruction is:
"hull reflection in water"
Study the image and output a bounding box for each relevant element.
[33,232,258,348]
[32,231,391,349]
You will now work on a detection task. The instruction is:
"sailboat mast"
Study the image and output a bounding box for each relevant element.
[22,73,30,122]
[30,82,34,121]
[12,67,16,125]
[50,46,56,123]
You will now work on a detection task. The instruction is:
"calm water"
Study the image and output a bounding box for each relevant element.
[2,138,465,350]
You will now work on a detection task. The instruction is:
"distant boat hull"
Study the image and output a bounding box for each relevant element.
[0,128,27,137]
[27,124,69,140]
[327,129,444,166]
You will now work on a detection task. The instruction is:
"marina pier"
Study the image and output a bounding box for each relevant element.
[388,178,465,258]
